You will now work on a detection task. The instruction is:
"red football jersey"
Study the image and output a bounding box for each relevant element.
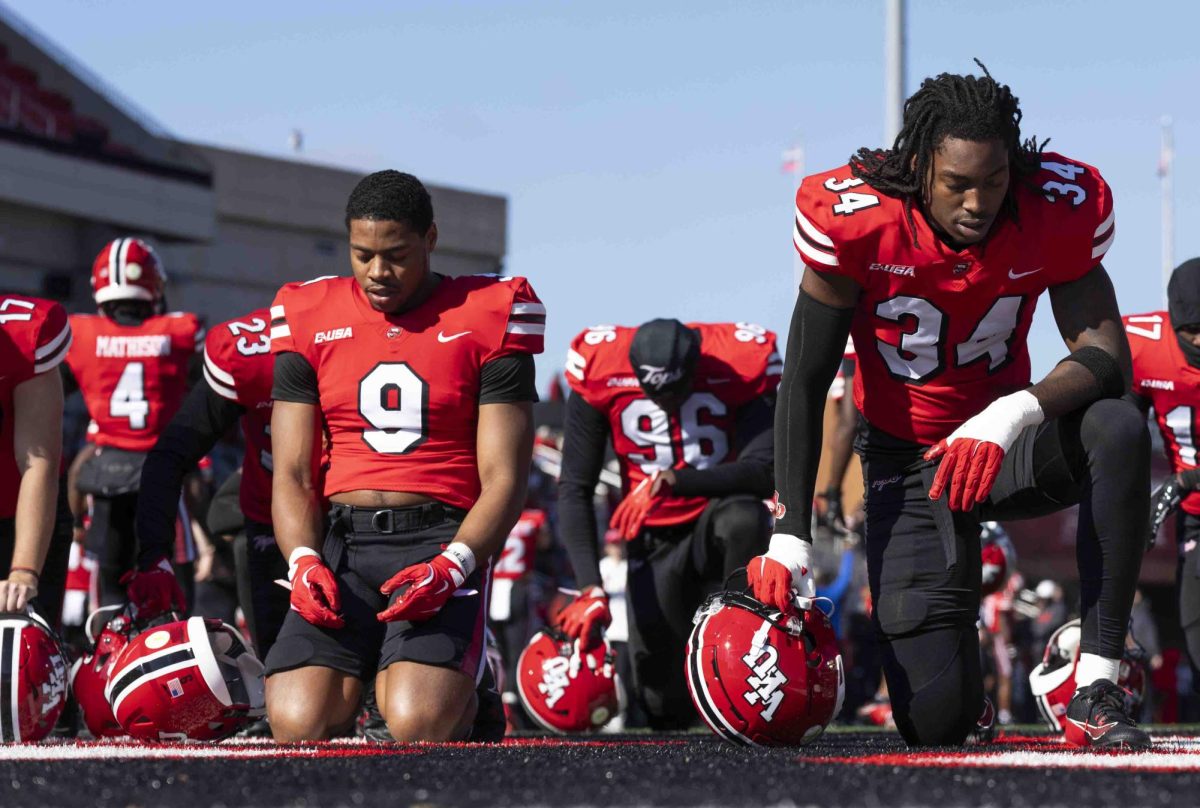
[270,274,545,509]
[565,322,781,527]
[794,151,1115,444]
[1126,311,1200,515]
[67,312,204,451]
[202,308,275,525]
[494,508,546,580]
[0,295,71,519]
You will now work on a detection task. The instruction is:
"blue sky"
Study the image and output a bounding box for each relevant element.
[10,0,1199,382]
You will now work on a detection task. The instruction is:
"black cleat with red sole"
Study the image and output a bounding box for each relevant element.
[1063,678,1150,750]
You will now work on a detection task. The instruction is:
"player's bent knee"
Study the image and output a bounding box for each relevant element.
[1079,397,1149,457]
[384,695,474,742]
[267,699,331,743]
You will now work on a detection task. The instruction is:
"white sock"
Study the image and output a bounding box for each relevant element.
[1075,653,1120,689]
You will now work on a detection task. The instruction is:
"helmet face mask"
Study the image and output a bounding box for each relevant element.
[517,629,620,733]
[686,590,844,747]
[71,607,138,739]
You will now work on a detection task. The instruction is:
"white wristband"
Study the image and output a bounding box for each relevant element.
[287,547,321,581]
[442,542,476,577]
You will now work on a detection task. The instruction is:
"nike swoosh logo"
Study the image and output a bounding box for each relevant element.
[437,330,471,343]
[1008,267,1043,280]
[1068,717,1118,740]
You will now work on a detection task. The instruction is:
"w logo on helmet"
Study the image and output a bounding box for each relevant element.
[742,621,787,721]
[538,655,572,708]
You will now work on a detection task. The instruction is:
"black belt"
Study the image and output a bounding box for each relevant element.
[329,502,466,535]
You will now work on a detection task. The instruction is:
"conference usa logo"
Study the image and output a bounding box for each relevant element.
[741,621,787,722]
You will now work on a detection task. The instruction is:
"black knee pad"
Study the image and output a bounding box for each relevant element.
[880,625,982,747]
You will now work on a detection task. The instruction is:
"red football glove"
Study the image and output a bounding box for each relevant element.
[120,558,186,620]
[925,390,1044,512]
[609,472,669,540]
[377,543,473,623]
[287,549,344,628]
[557,586,611,651]
[747,534,815,616]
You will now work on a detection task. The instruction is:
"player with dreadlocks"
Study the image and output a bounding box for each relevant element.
[748,62,1150,749]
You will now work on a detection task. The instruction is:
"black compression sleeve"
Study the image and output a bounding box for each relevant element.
[272,351,320,404]
[558,393,611,590]
[136,381,244,567]
[479,354,539,404]
[774,289,855,537]
[671,395,774,498]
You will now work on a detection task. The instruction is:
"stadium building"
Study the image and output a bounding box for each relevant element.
[0,6,506,322]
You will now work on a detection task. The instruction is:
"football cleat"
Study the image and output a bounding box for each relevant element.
[90,238,167,305]
[1029,618,1147,733]
[967,697,996,746]
[0,608,69,742]
[1063,679,1151,751]
[686,590,843,747]
[105,616,265,741]
[517,629,620,734]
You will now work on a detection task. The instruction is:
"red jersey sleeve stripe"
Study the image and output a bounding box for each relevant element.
[33,322,72,374]
[793,208,838,267]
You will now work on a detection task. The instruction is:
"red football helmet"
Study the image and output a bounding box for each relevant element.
[979,521,1014,597]
[1028,618,1148,732]
[0,609,69,742]
[91,237,166,305]
[70,606,138,738]
[105,616,265,741]
[686,591,844,747]
[517,629,620,733]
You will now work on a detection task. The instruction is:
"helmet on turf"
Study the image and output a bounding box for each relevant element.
[0,608,68,742]
[91,238,166,305]
[105,616,265,741]
[979,521,1015,597]
[1028,618,1148,732]
[685,591,844,746]
[516,628,619,733]
[70,606,138,738]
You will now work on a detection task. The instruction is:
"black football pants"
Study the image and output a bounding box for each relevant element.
[859,397,1148,746]
[1176,512,1200,691]
[625,494,771,729]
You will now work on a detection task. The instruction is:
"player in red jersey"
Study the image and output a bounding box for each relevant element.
[753,64,1150,749]
[558,318,778,727]
[490,506,548,722]
[0,295,70,615]
[135,307,289,656]
[265,171,542,743]
[1128,258,1200,691]
[65,238,204,611]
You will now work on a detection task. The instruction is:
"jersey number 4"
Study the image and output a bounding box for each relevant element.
[110,362,149,430]
[875,295,1025,383]
[359,363,428,454]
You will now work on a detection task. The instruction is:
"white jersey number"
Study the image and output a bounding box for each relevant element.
[227,317,271,356]
[359,363,427,454]
[110,362,149,430]
[874,295,1023,384]
[619,392,729,475]
[1166,405,1197,466]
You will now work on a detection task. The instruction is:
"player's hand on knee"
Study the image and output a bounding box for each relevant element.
[120,557,187,620]
[925,390,1044,511]
[376,542,473,623]
[285,548,344,628]
[748,533,815,615]
[557,586,611,651]
[609,472,668,540]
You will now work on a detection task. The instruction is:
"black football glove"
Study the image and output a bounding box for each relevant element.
[1147,476,1184,551]
[818,487,845,531]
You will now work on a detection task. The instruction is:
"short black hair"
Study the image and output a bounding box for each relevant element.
[344,170,434,233]
[849,60,1045,244]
